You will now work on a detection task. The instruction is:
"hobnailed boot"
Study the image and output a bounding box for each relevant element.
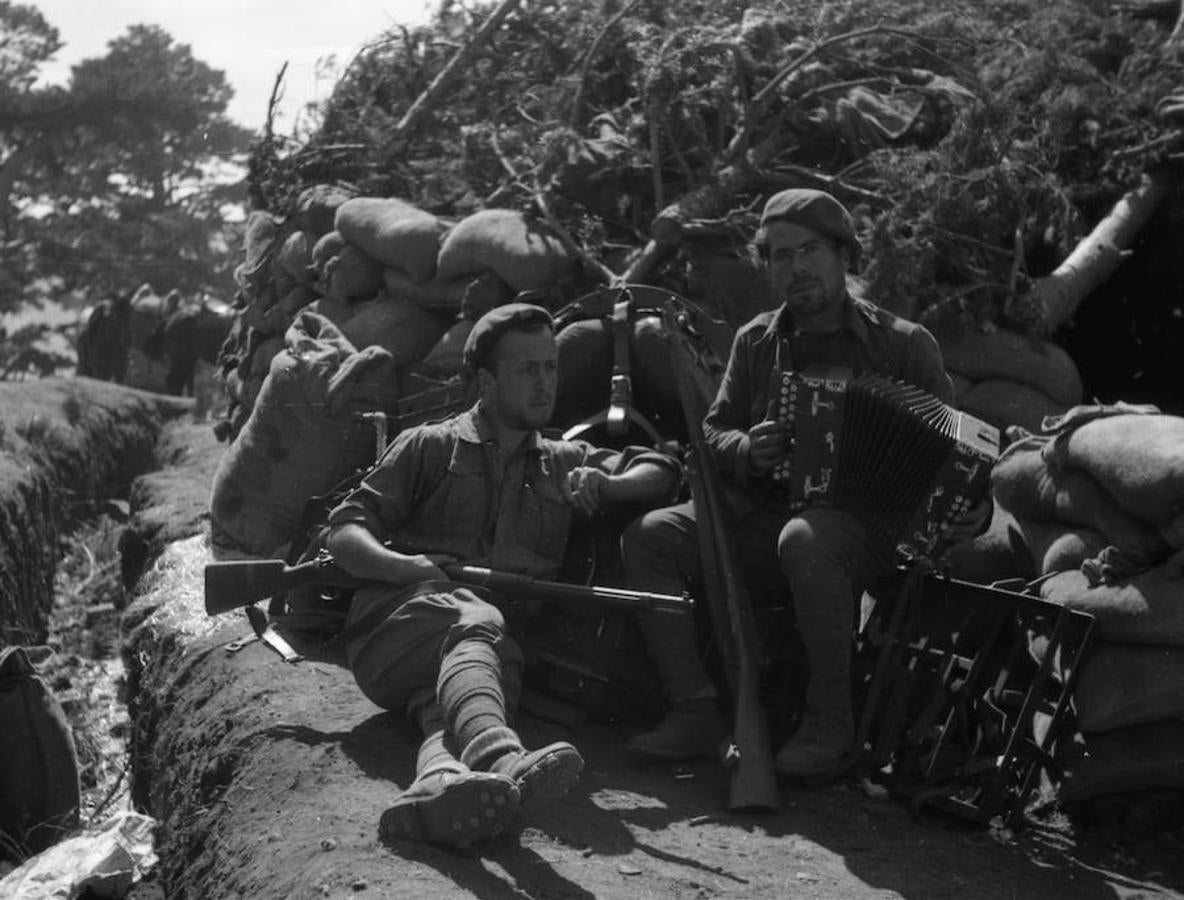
[379,768,521,845]
[626,698,728,762]
[488,741,584,816]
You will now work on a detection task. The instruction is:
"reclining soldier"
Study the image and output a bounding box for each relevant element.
[323,302,680,846]
[621,189,987,777]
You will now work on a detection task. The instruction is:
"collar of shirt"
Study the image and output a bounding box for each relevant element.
[455,403,546,459]
[763,293,874,345]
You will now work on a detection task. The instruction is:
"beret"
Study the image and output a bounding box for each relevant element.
[759,188,861,262]
[462,302,555,374]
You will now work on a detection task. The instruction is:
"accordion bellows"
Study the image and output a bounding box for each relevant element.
[773,367,1000,559]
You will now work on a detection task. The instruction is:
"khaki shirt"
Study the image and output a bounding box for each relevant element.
[327,404,679,579]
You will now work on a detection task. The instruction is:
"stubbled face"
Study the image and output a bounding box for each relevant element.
[765,220,851,324]
[480,327,558,430]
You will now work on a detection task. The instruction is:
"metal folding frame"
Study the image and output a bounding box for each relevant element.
[852,567,1095,827]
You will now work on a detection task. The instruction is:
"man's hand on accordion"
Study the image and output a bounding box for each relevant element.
[747,416,792,474]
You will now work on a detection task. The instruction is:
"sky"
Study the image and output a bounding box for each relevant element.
[33,0,438,133]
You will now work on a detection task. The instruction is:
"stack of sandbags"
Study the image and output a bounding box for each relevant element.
[937,327,1083,433]
[221,193,579,437]
[995,410,1184,808]
[209,312,401,559]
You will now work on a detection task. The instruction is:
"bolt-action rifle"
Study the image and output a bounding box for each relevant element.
[664,302,781,812]
[203,555,693,618]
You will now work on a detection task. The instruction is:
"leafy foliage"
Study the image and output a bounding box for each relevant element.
[248,1,1184,329]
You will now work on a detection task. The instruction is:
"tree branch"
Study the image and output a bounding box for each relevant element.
[568,0,645,126]
[394,0,523,139]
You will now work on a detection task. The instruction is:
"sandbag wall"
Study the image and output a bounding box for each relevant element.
[209,188,580,558]
[937,327,1084,433]
[947,408,1184,809]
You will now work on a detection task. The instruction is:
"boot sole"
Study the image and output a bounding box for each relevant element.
[514,744,584,816]
[379,772,520,846]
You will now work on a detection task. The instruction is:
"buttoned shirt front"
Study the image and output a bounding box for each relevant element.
[327,404,678,579]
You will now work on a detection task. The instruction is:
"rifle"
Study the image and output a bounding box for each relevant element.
[663,302,781,812]
[203,556,693,617]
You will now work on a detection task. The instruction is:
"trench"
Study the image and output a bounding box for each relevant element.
[0,380,197,892]
[42,511,137,835]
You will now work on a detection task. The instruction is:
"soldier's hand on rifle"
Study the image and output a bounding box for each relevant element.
[390,552,457,584]
[563,466,609,514]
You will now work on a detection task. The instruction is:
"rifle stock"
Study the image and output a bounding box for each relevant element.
[664,303,782,812]
[204,557,693,617]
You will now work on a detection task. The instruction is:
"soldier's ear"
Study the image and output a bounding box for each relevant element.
[476,364,497,394]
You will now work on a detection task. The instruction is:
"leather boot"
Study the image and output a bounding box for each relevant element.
[488,741,584,816]
[774,590,856,779]
[626,697,727,762]
[379,769,520,845]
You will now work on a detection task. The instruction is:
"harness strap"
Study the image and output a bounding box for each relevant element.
[606,291,634,436]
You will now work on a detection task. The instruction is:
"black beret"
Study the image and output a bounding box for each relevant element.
[462,302,555,374]
[759,188,861,263]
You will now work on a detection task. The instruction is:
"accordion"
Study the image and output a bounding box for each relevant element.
[771,366,1000,559]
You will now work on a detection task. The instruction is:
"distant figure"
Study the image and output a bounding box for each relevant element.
[145,294,236,396]
[76,292,133,383]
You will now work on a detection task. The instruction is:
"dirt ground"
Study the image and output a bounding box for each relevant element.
[116,416,1184,900]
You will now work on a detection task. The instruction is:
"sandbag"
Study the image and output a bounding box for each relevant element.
[0,646,80,860]
[335,197,445,283]
[382,268,513,316]
[1039,550,1184,646]
[1075,642,1184,733]
[324,243,385,304]
[209,312,401,557]
[239,283,294,337]
[311,231,347,272]
[236,211,283,296]
[1060,720,1184,803]
[1017,520,1109,576]
[228,333,285,416]
[992,437,1169,564]
[293,183,356,239]
[957,378,1069,435]
[937,328,1083,406]
[941,501,1036,584]
[417,319,474,377]
[435,209,577,292]
[332,295,452,367]
[1045,413,1184,525]
[275,230,313,283]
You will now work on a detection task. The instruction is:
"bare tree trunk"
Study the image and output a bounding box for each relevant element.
[1027,170,1172,332]
[394,0,522,138]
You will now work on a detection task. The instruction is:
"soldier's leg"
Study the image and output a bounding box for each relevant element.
[435,589,583,816]
[378,695,520,845]
[773,507,894,778]
[620,502,726,761]
[346,586,529,843]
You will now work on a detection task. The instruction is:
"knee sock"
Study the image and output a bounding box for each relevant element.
[438,638,523,770]
[412,699,464,779]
